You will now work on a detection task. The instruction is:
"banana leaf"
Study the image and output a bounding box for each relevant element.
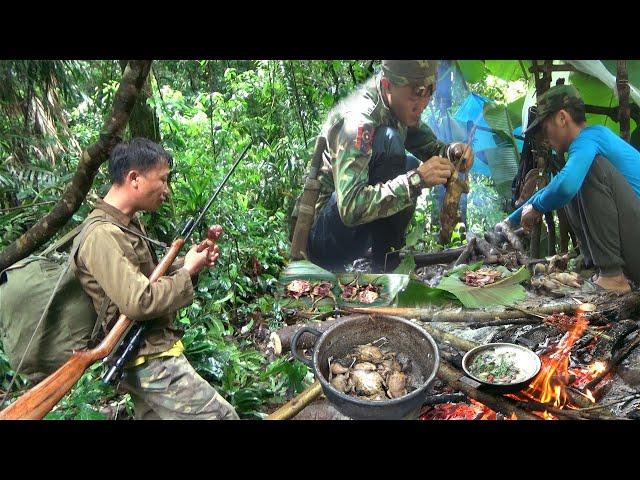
[394,279,459,308]
[278,261,410,308]
[485,60,530,82]
[436,266,531,309]
[457,60,487,84]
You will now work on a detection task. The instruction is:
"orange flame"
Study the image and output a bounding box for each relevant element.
[523,312,589,408]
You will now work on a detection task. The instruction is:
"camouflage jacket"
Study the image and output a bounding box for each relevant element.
[315,74,448,226]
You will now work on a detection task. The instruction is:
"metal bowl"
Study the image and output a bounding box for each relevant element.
[462,343,541,393]
[291,314,439,420]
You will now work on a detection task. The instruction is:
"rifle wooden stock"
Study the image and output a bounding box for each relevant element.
[290,136,327,260]
[0,238,185,420]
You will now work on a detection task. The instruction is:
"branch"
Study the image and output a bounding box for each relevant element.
[0,60,152,271]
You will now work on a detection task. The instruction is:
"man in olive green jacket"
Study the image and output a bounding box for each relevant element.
[75,138,238,420]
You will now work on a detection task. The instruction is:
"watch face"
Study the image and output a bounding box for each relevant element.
[410,172,421,187]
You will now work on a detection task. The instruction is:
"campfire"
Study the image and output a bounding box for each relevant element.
[418,301,639,421]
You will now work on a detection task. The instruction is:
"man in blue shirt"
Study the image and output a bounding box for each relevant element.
[502,85,640,293]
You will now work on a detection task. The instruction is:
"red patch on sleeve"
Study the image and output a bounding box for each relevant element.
[355,123,374,155]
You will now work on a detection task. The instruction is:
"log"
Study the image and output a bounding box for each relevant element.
[469,318,540,329]
[269,317,347,355]
[473,235,500,264]
[266,380,323,420]
[347,303,583,323]
[436,359,540,420]
[406,247,466,266]
[495,221,524,252]
[415,324,479,353]
[453,237,476,267]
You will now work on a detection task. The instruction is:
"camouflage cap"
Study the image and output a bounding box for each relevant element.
[523,84,584,134]
[382,60,438,88]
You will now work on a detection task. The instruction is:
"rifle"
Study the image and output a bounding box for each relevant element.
[0,141,252,420]
[289,136,327,260]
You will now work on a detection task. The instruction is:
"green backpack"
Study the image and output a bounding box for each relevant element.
[0,217,125,383]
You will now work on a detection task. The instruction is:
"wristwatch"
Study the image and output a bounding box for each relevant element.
[407,169,425,194]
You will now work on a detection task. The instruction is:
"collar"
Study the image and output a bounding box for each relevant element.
[94,198,136,227]
[374,73,401,128]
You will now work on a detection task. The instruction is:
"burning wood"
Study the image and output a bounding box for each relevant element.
[420,399,498,420]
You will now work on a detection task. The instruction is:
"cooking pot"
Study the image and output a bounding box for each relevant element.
[291,314,439,420]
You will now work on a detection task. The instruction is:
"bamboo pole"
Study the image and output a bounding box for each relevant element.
[266,381,323,420]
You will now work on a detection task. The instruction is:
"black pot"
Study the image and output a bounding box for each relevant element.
[291,314,439,420]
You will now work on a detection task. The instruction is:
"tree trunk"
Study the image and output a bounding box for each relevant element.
[544,211,556,256]
[119,60,160,142]
[617,60,631,142]
[0,61,153,271]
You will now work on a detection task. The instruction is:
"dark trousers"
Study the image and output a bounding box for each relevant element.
[308,126,420,271]
[564,155,640,282]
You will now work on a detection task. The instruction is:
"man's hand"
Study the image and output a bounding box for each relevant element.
[183,243,221,276]
[449,142,474,172]
[417,156,453,187]
[521,204,543,234]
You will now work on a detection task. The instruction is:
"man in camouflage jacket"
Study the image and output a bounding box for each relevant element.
[306,60,474,271]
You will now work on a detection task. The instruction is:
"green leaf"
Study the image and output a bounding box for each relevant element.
[278,261,410,307]
[395,279,458,308]
[393,253,416,275]
[457,60,487,84]
[436,266,531,308]
[280,260,337,283]
[506,95,525,129]
[485,60,530,82]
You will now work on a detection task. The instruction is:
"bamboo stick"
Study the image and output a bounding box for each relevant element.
[266,381,323,420]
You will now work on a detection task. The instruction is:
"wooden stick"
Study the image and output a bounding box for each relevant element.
[266,380,323,420]
[347,304,580,323]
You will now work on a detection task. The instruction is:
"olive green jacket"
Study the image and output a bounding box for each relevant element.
[74,199,193,356]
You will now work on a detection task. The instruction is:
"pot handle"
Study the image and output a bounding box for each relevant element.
[290,326,322,368]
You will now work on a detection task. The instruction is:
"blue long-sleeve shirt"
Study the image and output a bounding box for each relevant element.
[508,125,640,226]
